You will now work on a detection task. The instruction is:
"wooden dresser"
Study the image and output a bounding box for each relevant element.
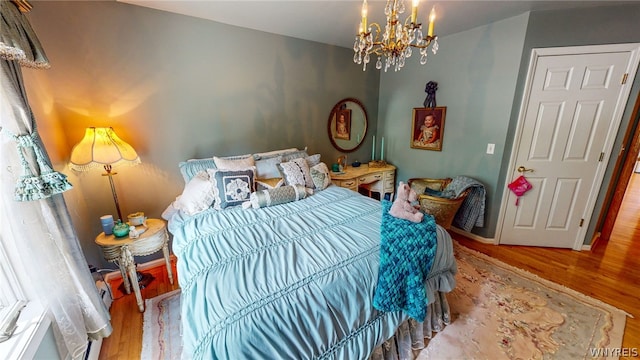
[330,164,396,200]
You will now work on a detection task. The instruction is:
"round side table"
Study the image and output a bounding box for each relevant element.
[95,218,173,312]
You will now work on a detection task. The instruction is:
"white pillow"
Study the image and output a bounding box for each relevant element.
[161,197,180,220]
[214,155,255,170]
[174,171,215,215]
[278,157,314,188]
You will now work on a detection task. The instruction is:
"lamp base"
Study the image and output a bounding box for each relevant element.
[117,271,154,294]
[136,271,154,289]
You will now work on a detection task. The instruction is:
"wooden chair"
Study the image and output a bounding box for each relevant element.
[407,178,470,229]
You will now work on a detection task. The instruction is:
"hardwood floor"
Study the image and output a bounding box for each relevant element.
[98,259,179,360]
[454,173,640,357]
[99,175,640,359]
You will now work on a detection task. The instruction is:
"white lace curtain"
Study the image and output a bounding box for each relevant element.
[1,1,112,358]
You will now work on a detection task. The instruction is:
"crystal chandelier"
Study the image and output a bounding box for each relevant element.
[353,0,438,72]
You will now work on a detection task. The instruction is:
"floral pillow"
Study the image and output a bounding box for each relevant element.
[310,162,331,190]
[277,157,314,188]
[208,167,256,210]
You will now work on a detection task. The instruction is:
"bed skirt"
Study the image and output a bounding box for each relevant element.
[370,291,450,360]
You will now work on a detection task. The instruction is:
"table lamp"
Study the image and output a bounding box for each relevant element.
[69,127,140,221]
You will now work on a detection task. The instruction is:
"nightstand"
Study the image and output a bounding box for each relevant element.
[95,218,173,312]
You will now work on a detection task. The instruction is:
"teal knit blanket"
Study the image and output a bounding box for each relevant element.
[373,200,438,321]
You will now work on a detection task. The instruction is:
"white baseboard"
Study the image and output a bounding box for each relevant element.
[103,255,176,283]
[449,227,594,251]
[448,227,496,244]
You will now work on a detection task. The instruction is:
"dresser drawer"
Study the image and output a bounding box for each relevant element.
[383,170,395,181]
[358,173,384,184]
[334,179,358,191]
[384,178,395,192]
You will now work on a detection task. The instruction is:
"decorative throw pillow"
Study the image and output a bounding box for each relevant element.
[179,154,253,183]
[178,158,217,183]
[213,155,255,170]
[277,157,314,188]
[174,171,215,215]
[256,177,284,191]
[255,155,283,179]
[281,149,310,162]
[310,162,331,190]
[247,184,309,209]
[305,154,322,167]
[208,167,256,210]
[253,148,299,160]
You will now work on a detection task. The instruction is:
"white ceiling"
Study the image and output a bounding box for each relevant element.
[118,0,635,49]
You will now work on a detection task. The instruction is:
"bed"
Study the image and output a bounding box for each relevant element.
[169,184,457,359]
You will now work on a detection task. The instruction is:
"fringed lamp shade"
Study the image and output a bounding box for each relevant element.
[69,127,140,221]
[69,127,140,171]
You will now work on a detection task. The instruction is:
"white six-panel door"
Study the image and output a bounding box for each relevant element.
[499,44,640,249]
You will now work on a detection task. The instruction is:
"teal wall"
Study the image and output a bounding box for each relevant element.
[20,2,640,269]
[378,4,640,242]
[377,14,529,238]
[23,1,380,268]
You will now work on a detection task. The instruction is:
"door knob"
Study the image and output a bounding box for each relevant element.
[517,166,534,173]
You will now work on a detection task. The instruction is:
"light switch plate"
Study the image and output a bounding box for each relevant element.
[486,143,495,154]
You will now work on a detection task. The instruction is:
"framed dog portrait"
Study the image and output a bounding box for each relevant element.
[411,107,446,151]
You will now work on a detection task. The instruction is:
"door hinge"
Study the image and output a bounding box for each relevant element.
[598,152,604,162]
[622,73,628,84]
[579,218,584,227]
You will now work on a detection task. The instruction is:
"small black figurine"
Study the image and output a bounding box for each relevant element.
[423,81,438,109]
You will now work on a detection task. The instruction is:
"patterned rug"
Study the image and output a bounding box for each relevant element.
[417,243,629,359]
[141,243,628,359]
[141,289,182,360]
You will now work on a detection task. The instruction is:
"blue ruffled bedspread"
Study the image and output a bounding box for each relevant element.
[169,186,455,360]
[373,201,437,321]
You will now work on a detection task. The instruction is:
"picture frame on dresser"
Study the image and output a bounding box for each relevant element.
[411,106,446,151]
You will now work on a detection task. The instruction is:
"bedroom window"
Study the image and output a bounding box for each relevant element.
[0,233,29,311]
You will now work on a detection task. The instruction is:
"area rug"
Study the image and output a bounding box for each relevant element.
[141,289,182,360]
[417,242,629,360]
[141,243,629,359]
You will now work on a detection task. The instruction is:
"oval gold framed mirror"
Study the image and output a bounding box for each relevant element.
[327,98,368,153]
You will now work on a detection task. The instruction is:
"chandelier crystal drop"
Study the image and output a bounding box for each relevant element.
[354,0,438,72]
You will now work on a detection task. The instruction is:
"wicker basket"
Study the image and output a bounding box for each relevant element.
[407,178,470,230]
